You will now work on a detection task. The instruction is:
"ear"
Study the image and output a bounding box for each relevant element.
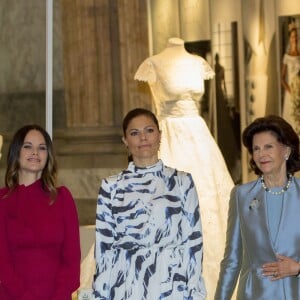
[122,136,127,147]
[285,146,291,159]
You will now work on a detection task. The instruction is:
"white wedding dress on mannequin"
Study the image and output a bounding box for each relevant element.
[134,37,234,299]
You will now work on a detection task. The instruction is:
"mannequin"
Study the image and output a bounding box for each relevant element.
[134,37,234,299]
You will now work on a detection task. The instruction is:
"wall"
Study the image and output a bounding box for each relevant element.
[210,0,300,183]
[0,0,151,226]
[276,0,300,16]
[210,0,245,183]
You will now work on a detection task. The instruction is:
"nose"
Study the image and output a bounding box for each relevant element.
[32,148,38,155]
[139,131,147,140]
[258,148,269,158]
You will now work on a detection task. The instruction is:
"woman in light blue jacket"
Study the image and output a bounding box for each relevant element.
[215,115,300,300]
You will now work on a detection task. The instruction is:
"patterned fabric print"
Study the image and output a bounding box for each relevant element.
[93,160,206,300]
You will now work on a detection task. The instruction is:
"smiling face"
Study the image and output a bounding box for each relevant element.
[18,129,48,180]
[252,131,290,178]
[122,114,161,167]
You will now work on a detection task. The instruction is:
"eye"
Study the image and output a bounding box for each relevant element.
[23,143,33,150]
[129,130,139,136]
[39,145,48,151]
[265,144,273,150]
[145,127,155,133]
[252,146,260,152]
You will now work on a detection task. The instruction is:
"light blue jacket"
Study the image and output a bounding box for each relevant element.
[215,176,300,300]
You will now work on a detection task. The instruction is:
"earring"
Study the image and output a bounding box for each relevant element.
[285,155,289,160]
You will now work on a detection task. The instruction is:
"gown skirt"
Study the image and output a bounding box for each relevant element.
[158,99,234,299]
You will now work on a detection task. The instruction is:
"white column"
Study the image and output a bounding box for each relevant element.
[46,0,53,138]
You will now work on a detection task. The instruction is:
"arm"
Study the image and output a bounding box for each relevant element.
[281,62,291,93]
[52,187,81,300]
[93,178,117,300]
[180,173,206,299]
[214,186,242,300]
[0,199,36,299]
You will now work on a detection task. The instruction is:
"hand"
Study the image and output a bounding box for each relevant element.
[262,254,300,280]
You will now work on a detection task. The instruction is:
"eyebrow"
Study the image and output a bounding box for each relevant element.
[129,126,155,131]
[23,141,47,145]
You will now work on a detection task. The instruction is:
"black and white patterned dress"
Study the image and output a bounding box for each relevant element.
[93,160,206,300]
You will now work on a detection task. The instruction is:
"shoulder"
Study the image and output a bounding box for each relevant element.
[0,186,9,199]
[102,170,124,185]
[163,164,193,182]
[0,187,8,209]
[233,179,260,195]
[99,170,126,192]
[56,186,75,205]
[283,53,294,62]
[134,58,156,83]
[292,176,300,186]
[57,185,72,196]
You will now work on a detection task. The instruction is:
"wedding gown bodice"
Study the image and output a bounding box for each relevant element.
[134,47,214,117]
[158,99,199,118]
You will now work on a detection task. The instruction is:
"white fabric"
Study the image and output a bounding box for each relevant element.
[157,100,234,299]
[282,53,300,131]
[135,37,234,299]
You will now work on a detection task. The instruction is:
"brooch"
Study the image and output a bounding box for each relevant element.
[249,198,261,210]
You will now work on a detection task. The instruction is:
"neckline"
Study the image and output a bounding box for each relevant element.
[260,174,292,195]
[127,159,163,174]
[18,178,42,188]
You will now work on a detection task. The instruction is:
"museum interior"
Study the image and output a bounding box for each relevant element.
[0,1,299,299]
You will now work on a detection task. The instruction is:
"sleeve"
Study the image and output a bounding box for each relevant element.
[214,186,242,300]
[199,56,215,80]
[52,187,81,300]
[134,58,157,83]
[93,178,117,300]
[0,196,36,299]
[180,173,207,300]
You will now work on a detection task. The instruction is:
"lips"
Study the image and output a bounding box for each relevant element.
[28,158,40,162]
[260,161,270,165]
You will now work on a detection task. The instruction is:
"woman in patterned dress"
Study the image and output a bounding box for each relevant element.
[93,108,206,300]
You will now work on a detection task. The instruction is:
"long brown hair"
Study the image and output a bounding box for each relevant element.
[5,124,58,201]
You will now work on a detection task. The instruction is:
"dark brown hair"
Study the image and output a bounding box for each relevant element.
[122,108,160,162]
[5,124,58,200]
[242,115,300,175]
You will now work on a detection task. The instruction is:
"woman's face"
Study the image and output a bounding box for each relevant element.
[122,114,161,167]
[290,29,298,46]
[252,131,290,177]
[19,129,48,178]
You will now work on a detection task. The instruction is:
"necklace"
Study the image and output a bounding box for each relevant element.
[260,174,292,195]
